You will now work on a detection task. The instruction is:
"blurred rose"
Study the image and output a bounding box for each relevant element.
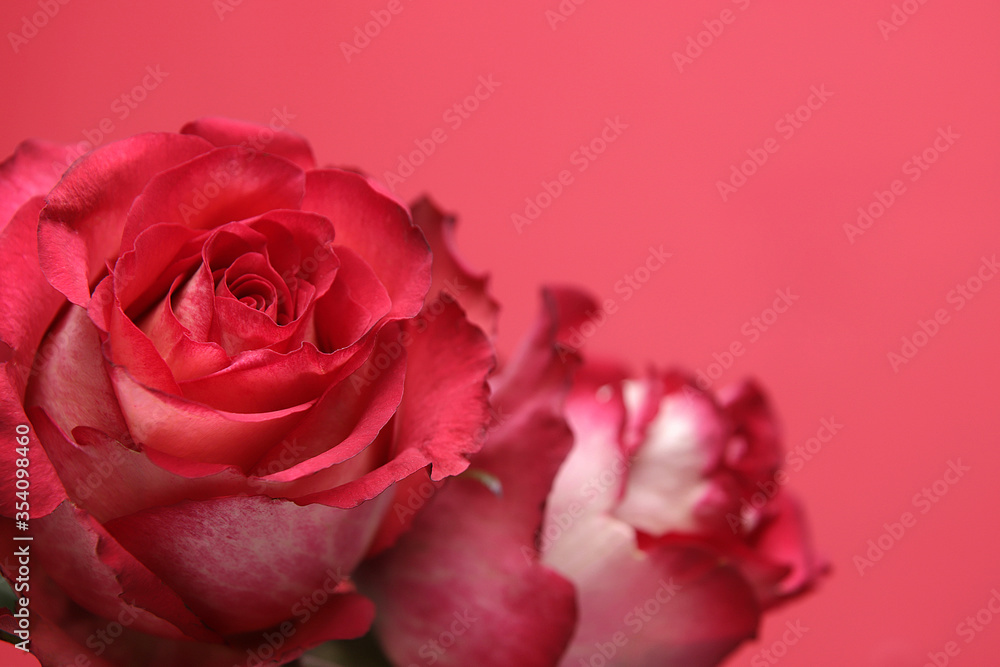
[543,359,825,666]
[0,119,495,666]
[358,289,823,667]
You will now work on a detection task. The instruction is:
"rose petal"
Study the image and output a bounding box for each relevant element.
[0,198,66,393]
[0,596,250,667]
[1,608,116,667]
[182,116,317,171]
[613,378,730,536]
[0,379,66,518]
[250,329,406,480]
[104,495,387,635]
[0,138,77,233]
[9,504,221,643]
[718,378,783,484]
[38,133,212,306]
[177,337,371,415]
[133,272,231,383]
[119,147,306,254]
[551,525,761,667]
[26,305,129,442]
[311,246,391,352]
[108,362,314,468]
[746,492,827,604]
[409,197,499,336]
[302,170,431,321]
[28,406,246,522]
[390,300,494,481]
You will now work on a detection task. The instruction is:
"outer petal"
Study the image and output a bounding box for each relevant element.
[302,170,431,322]
[0,198,65,384]
[29,406,246,522]
[0,199,72,520]
[0,138,76,232]
[1,609,116,667]
[718,379,783,487]
[25,305,129,441]
[744,492,827,605]
[409,197,499,336]
[37,133,212,305]
[552,524,762,667]
[5,504,221,643]
[387,300,494,481]
[182,116,317,171]
[0,590,252,667]
[358,289,586,667]
[0,381,66,519]
[104,495,387,636]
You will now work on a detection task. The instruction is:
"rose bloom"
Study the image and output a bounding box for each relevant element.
[0,119,496,666]
[359,289,824,667]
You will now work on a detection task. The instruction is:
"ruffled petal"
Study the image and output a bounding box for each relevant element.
[182,116,317,171]
[37,133,212,305]
[389,300,494,481]
[409,197,499,336]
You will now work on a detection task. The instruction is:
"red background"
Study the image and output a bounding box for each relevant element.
[2,1,999,664]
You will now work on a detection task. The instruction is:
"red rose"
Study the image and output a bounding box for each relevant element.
[0,119,495,666]
[359,289,823,667]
